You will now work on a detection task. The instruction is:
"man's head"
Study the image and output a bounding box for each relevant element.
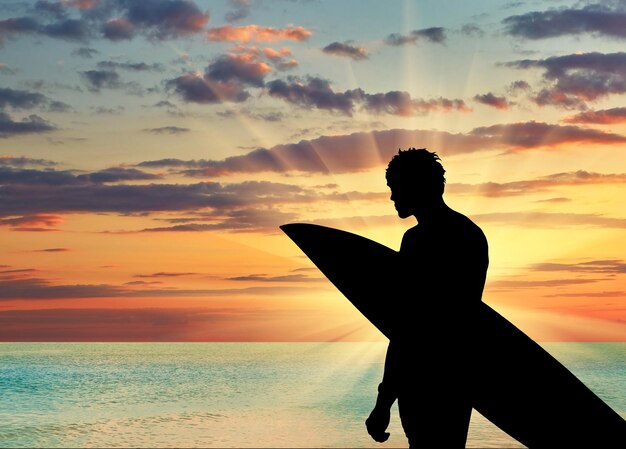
[386,148,446,219]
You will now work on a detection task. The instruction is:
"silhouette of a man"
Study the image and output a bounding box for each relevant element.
[366,148,488,448]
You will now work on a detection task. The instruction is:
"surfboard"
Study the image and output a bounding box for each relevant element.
[281,223,626,447]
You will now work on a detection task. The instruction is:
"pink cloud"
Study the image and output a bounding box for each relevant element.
[206,24,312,43]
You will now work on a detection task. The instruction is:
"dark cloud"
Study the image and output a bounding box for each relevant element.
[0,0,209,44]
[487,278,598,291]
[506,52,626,107]
[72,46,99,58]
[227,274,324,283]
[135,272,198,278]
[508,80,531,93]
[0,87,47,109]
[77,167,162,183]
[0,276,317,300]
[144,126,190,134]
[119,0,209,40]
[102,17,134,40]
[542,291,625,298]
[267,77,355,114]
[80,69,123,91]
[563,107,626,124]
[0,306,317,341]
[0,167,379,231]
[447,170,626,197]
[322,41,368,60]
[0,213,63,231]
[138,208,298,233]
[33,0,68,19]
[0,156,57,167]
[474,92,509,110]
[469,121,626,149]
[473,211,626,228]
[32,248,70,252]
[41,18,89,40]
[503,4,626,40]
[384,27,446,46]
[0,112,55,137]
[97,60,164,72]
[0,87,70,114]
[166,52,273,104]
[225,0,251,23]
[267,77,468,116]
[206,54,269,87]
[459,24,484,37]
[166,72,250,103]
[530,259,626,274]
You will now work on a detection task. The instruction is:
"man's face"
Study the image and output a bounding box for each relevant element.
[388,179,416,219]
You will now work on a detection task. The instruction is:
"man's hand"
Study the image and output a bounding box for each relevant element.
[365,405,391,443]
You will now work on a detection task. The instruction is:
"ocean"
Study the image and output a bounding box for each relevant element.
[0,342,624,448]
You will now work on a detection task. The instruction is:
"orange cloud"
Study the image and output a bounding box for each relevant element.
[206,24,312,43]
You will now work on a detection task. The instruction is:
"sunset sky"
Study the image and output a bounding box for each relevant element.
[1,0,625,341]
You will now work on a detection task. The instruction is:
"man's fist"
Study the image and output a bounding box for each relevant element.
[365,405,391,442]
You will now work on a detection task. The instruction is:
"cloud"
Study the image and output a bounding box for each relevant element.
[206,24,312,43]
[135,272,198,278]
[77,167,162,183]
[144,126,190,134]
[226,274,324,283]
[530,259,626,274]
[487,278,598,290]
[166,53,271,104]
[96,60,164,72]
[473,211,626,228]
[0,87,70,114]
[80,69,123,91]
[474,92,510,110]
[322,41,368,60]
[542,291,625,298]
[0,156,57,167]
[0,307,238,341]
[447,170,626,197]
[225,0,252,23]
[469,121,626,149]
[206,54,270,87]
[229,45,298,72]
[459,24,485,37]
[0,276,319,299]
[138,124,626,177]
[506,52,626,107]
[72,46,99,58]
[0,306,312,341]
[0,0,210,44]
[103,0,210,41]
[0,87,48,109]
[138,208,299,233]
[0,213,64,231]
[0,167,381,232]
[503,4,626,40]
[384,27,446,46]
[166,72,250,103]
[0,112,56,137]
[267,77,468,116]
[562,107,626,124]
[32,248,71,252]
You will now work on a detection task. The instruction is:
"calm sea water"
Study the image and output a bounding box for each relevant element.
[0,342,624,448]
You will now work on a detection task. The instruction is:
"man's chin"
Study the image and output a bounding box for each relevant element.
[396,210,411,219]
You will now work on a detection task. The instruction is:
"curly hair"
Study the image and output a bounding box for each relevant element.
[386,148,446,195]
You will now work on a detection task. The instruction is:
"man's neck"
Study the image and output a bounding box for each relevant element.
[413,199,449,225]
